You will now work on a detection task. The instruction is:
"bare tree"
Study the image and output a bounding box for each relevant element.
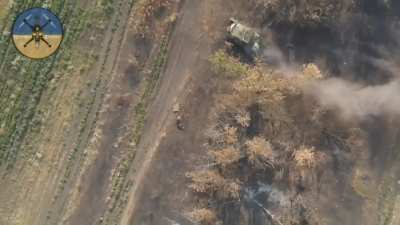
[293,146,317,169]
[208,147,241,169]
[291,145,330,187]
[219,180,242,200]
[186,170,225,194]
[245,137,275,169]
[223,125,238,146]
[234,109,251,128]
[187,208,217,225]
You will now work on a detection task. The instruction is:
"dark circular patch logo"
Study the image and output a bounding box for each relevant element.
[12,8,63,59]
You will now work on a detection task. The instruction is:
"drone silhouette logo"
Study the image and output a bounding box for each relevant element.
[23,16,53,48]
[12,8,63,59]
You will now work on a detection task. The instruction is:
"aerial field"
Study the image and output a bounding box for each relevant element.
[0,0,177,224]
[1,1,400,225]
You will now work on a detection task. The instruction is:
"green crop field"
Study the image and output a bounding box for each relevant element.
[0,0,121,170]
[0,0,176,223]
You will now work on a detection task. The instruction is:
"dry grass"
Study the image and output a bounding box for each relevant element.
[351,168,375,199]
[0,0,9,21]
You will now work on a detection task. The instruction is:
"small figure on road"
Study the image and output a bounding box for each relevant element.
[173,103,185,130]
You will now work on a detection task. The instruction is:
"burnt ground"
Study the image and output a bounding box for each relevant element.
[129,74,216,225]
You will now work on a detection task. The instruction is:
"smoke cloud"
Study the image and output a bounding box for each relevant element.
[262,42,298,76]
[259,26,400,121]
[307,77,400,120]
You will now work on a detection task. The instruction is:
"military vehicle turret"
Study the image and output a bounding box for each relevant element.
[226,18,263,58]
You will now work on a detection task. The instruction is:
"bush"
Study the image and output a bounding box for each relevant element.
[208,147,241,168]
[187,169,242,200]
[234,109,251,128]
[245,137,275,169]
[223,125,238,145]
[209,50,249,77]
[220,180,241,199]
[291,145,330,186]
[186,170,225,194]
[293,146,316,169]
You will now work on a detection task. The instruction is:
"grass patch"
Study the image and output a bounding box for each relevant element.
[209,50,249,77]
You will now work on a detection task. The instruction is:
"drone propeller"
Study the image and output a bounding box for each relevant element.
[23,37,34,47]
[40,37,52,48]
[23,18,34,30]
[40,19,52,29]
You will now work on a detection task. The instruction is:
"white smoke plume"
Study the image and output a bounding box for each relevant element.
[259,31,400,121]
[262,43,298,76]
[307,78,400,120]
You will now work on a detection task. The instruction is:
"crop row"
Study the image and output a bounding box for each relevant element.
[0,0,113,169]
[101,23,173,224]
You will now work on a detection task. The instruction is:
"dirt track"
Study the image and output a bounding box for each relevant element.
[65,0,227,224]
[119,0,217,223]
[119,0,249,224]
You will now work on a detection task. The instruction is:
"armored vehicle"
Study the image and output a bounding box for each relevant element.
[227,18,263,58]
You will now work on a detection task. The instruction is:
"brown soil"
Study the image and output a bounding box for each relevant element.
[119,0,254,224]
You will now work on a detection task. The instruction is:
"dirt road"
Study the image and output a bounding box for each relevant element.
[119,0,248,224]
[119,0,211,223]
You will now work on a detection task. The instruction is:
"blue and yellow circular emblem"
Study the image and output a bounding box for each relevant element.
[12,8,63,59]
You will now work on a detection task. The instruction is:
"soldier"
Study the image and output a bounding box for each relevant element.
[173,103,184,130]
